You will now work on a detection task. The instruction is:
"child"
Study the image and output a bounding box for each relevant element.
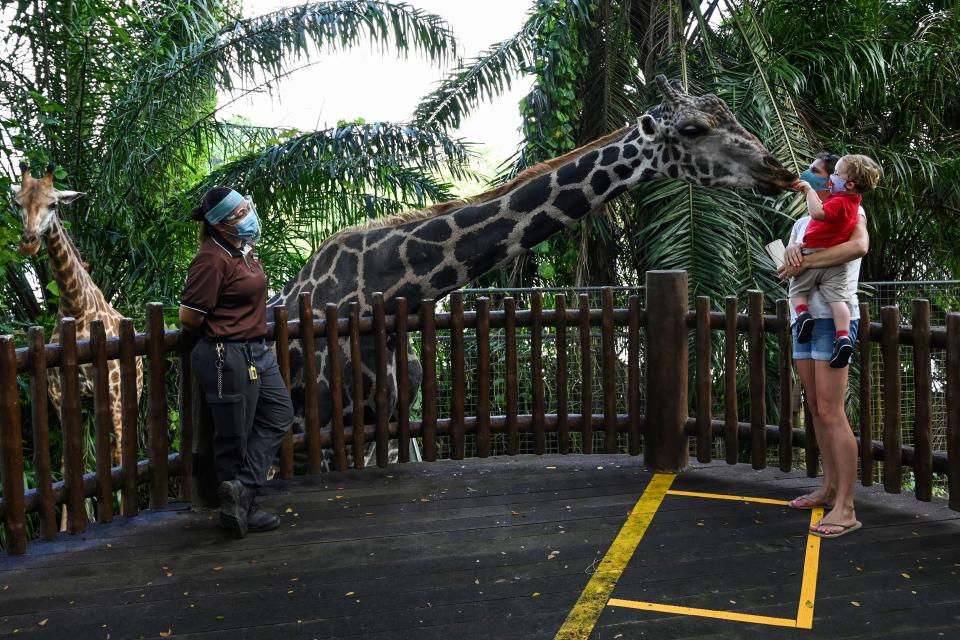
[791,154,882,368]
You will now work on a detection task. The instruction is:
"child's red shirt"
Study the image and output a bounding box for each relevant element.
[802,192,862,249]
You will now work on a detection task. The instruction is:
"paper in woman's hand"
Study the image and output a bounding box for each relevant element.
[765,239,786,269]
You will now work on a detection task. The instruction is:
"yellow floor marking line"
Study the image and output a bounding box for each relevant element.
[666,489,790,506]
[606,599,800,628]
[554,473,675,640]
[598,495,825,631]
[796,507,824,629]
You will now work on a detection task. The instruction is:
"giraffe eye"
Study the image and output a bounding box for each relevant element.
[678,123,708,137]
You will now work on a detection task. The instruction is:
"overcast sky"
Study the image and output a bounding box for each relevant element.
[221,1,534,157]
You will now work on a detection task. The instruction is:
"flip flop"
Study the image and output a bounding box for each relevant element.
[810,520,862,539]
[788,494,833,510]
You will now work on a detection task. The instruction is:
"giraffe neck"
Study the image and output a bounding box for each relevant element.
[277,124,664,317]
[423,124,657,299]
[44,217,106,322]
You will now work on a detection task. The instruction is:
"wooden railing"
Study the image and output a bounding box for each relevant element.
[1,271,958,555]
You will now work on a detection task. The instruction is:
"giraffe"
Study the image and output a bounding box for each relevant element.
[268,76,796,463]
[13,163,144,466]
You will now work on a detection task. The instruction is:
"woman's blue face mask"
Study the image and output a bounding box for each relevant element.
[799,168,829,192]
[225,197,261,243]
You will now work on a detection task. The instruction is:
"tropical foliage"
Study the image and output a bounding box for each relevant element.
[0,0,468,333]
[412,0,960,297]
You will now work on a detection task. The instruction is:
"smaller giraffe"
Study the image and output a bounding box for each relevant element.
[13,163,143,465]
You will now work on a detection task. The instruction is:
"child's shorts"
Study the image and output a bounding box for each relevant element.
[788,259,849,304]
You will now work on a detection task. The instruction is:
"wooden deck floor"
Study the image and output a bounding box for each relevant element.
[2,456,959,639]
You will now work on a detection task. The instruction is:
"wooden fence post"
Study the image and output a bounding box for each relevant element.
[644,271,689,472]
[146,303,169,509]
[0,336,27,554]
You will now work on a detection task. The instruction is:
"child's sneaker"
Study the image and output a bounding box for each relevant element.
[796,312,815,343]
[829,335,854,368]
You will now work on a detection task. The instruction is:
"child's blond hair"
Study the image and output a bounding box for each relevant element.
[842,154,882,193]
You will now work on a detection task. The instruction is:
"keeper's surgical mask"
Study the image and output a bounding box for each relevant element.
[229,197,260,243]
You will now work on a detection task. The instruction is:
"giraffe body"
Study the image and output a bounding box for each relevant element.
[269,77,796,457]
[13,164,144,465]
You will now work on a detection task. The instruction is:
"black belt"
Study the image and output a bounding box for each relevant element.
[202,336,266,345]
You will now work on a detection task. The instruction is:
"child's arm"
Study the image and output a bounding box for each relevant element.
[805,188,826,220]
[794,180,826,219]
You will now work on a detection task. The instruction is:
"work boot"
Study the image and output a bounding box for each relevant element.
[218,479,253,539]
[247,499,281,533]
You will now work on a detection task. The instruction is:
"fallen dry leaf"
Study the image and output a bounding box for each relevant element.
[160,630,172,637]
[38,619,48,626]
[851,601,860,607]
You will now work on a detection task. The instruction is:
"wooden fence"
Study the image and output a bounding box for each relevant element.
[1,270,958,555]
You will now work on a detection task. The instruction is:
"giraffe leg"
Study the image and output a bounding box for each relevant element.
[47,369,69,533]
[108,360,124,466]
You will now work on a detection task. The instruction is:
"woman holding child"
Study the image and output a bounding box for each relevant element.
[779,152,882,538]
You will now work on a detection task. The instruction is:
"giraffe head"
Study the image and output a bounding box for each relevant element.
[637,76,796,195]
[11,163,84,255]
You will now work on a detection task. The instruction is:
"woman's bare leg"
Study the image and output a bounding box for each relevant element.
[812,361,858,532]
[794,360,836,505]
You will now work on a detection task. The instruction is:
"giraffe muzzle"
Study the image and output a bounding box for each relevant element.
[19,236,40,255]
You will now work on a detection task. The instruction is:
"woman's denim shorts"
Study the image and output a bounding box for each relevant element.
[792,317,859,362]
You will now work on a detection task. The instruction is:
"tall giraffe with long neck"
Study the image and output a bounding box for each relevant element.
[13,163,143,464]
[270,76,796,447]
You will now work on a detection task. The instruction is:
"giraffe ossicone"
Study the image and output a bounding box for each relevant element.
[269,75,796,467]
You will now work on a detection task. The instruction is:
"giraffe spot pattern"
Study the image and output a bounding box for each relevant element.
[453,201,500,229]
[332,250,359,286]
[389,283,423,313]
[430,266,458,292]
[591,170,611,196]
[362,236,405,298]
[456,218,516,279]
[623,128,641,144]
[415,218,453,242]
[604,184,629,202]
[614,165,632,180]
[521,211,564,249]
[622,144,638,159]
[553,188,592,219]
[406,240,445,276]
[600,147,620,166]
[558,151,600,187]
[508,175,552,213]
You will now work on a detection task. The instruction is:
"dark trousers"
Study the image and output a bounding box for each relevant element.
[192,340,293,489]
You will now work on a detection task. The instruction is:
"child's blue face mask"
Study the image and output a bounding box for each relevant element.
[799,168,829,191]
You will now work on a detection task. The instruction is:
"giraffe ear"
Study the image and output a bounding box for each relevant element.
[638,114,660,142]
[57,190,85,205]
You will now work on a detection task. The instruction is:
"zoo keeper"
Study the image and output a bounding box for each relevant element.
[179,186,293,539]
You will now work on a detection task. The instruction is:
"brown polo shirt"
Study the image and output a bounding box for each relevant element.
[180,229,267,340]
